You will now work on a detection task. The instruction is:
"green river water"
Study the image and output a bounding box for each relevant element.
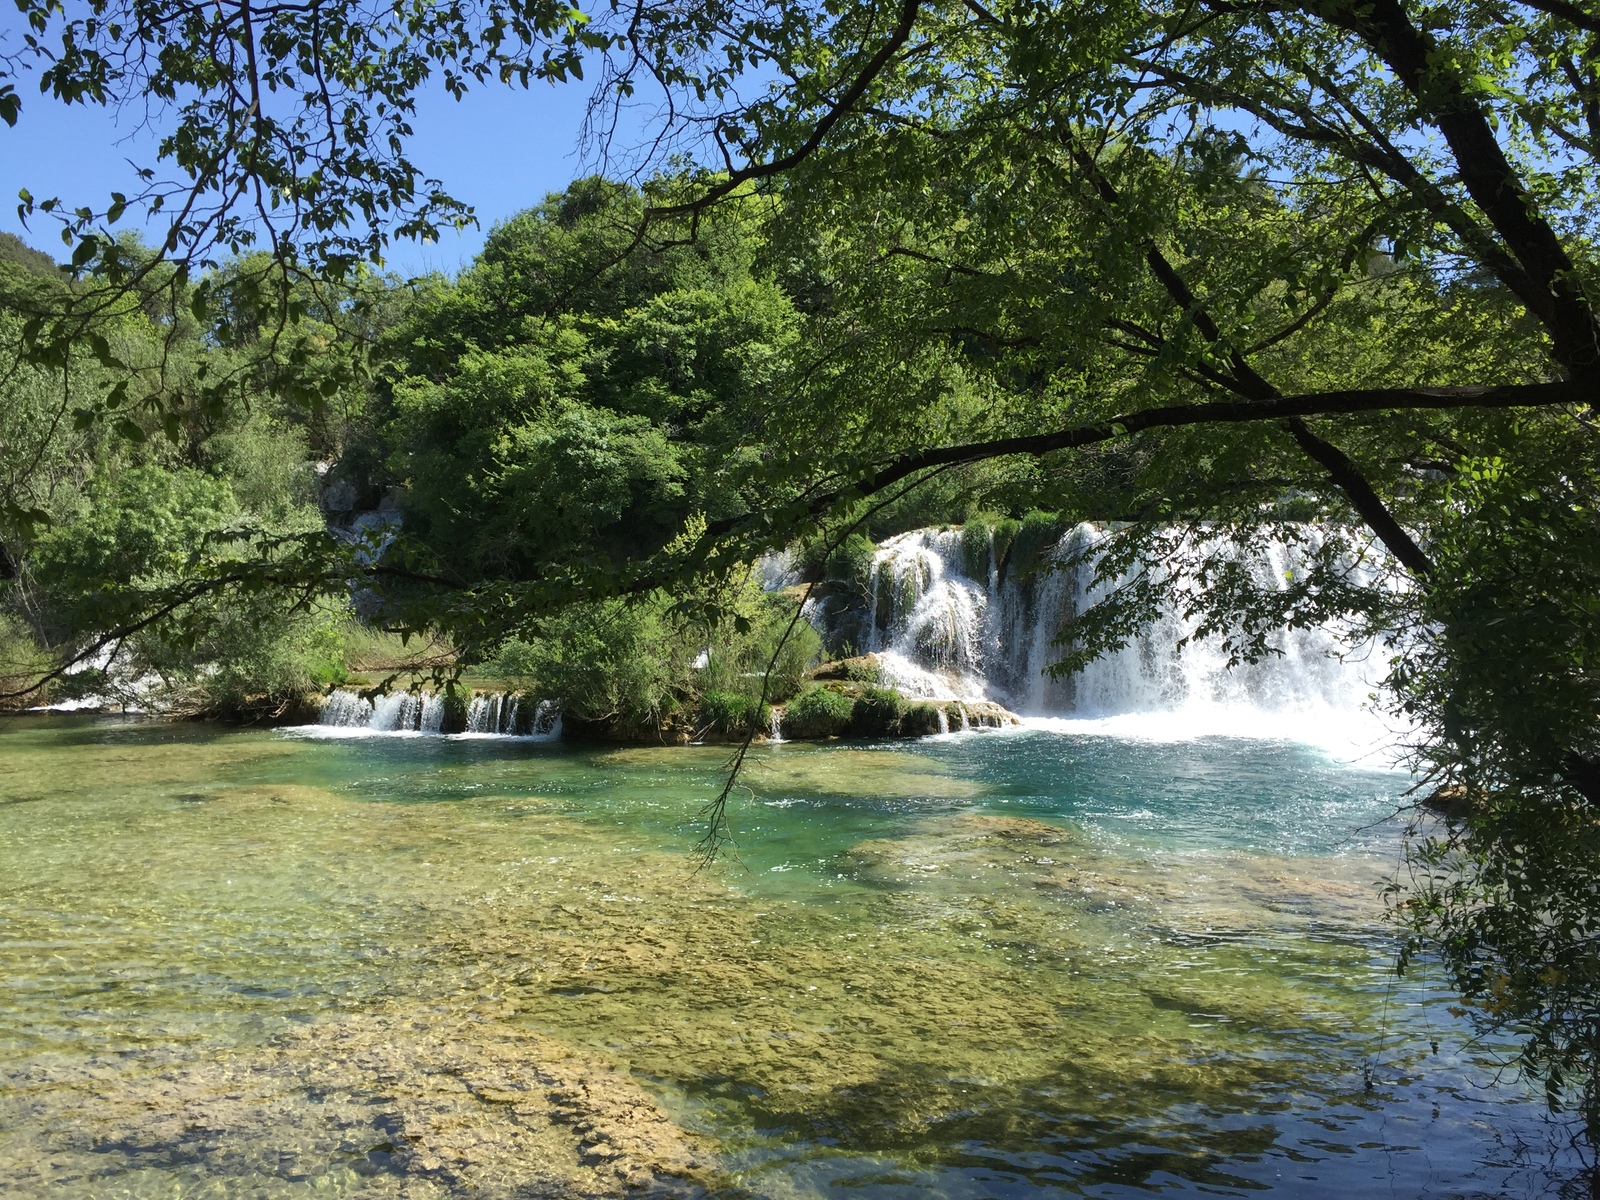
[0,715,1587,1197]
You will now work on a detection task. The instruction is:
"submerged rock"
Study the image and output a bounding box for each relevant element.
[6,1011,713,1198]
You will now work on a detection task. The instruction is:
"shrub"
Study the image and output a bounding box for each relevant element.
[849,685,906,736]
[900,702,945,736]
[782,684,854,738]
[961,516,994,580]
[697,688,767,735]
[1008,510,1069,580]
[505,599,695,732]
[825,532,877,590]
[990,517,1021,579]
[487,637,540,678]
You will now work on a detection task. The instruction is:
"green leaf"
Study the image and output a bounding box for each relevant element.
[87,332,121,370]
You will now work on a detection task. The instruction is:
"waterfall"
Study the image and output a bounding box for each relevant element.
[318,689,371,727]
[313,690,561,738]
[420,693,445,733]
[466,693,501,734]
[860,530,990,702]
[795,522,1388,744]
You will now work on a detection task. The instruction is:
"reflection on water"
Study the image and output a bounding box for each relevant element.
[0,715,1587,1197]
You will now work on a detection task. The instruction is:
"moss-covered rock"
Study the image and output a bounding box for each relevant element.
[807,654,883,684]
[440,682,471,734]
[694,689,769,737]
[899,702,945,736]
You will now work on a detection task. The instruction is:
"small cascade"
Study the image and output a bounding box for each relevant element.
[370,691,422,731]
[319,689,372,727]
[466,693,501,733]
[769,707,785,743]
[420,693,445,733]
[316,689,562,737]
[936,706,950,735]
[528,699,562,738]
[757,548,802,591]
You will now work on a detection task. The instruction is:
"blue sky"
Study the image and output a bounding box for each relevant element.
[2,74,620,277]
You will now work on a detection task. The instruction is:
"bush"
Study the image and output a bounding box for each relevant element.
[504,599,694,732]
[900,702,945,736]
[990,517,1021,579]
[487,637,540,677]
[696,688,767,735]
[1008,510,1069,580]
[782,684,854,738]
[825,532,878,590]
[849,685,906,736]
[961,516,994,580]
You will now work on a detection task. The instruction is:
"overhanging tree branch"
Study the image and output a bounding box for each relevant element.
[1305,0,1600,376]
[1516,0,1600,36]
[704,380,1588,542]
[1059,132,1436,570]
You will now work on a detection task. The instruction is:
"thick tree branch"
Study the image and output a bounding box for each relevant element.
[704,380,1588,541]
[1519,0,1600,35]
[1306,0,1600,375]
[1284,415,1434,574]
[1123,53,1542,307]
[1059,133,1438,570]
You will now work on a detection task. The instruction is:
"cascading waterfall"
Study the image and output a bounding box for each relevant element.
[859,530,991,703]
[316,689,560,737]
[803,522,1389,743]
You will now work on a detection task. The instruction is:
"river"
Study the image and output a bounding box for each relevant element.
[0,714,1585,1197]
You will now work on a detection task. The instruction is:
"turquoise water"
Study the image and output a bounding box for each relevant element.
[0,715,1586,1196]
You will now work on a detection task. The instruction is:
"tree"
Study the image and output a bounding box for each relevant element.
[372,178,799,652]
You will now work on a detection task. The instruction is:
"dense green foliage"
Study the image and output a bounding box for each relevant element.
[379,180,796,589]
[782,684,855,738]
[484,582,817,737]
[0,243,379,713]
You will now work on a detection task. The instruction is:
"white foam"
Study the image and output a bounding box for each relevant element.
[1013,705,1402,764]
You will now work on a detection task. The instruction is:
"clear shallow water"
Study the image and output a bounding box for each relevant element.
[0,715,1587,1197]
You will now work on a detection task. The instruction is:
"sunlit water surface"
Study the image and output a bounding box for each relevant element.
[0,716,1588,1197]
